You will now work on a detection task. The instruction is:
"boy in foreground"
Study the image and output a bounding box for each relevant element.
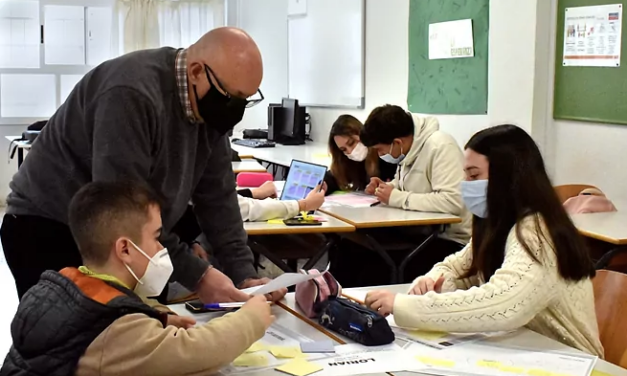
[1,182,273,376]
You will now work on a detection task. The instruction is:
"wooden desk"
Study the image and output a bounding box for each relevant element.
[320,204,462,282]
[232,160,268,173]
[571,212,627,245]
[244,212,355,273]
[283,284,627,376]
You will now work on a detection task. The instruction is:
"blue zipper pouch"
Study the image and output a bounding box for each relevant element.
[318,297,395,346]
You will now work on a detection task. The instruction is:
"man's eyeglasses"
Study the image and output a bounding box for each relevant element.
[204,65,264,108]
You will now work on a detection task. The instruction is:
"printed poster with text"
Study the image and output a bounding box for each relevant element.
[563,4,623,67]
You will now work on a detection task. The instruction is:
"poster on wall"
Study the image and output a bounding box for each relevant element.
[563,4,623,67]
[428,19,474,60]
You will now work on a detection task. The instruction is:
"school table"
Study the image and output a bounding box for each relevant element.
[230,139,331,167]
[571,212,627,246]
[243,212,355,273]
[231,160,268,173]
[6,136,32,168]
[282,284,627,376]
[170,284,627,376]
[319,204,462,283]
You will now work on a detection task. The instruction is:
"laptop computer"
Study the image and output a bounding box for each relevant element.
[280,159,328,201]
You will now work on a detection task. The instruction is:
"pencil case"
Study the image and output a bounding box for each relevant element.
[318,297,395,346]
[295,269,342,318]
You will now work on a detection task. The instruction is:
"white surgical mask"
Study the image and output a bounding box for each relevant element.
[345,142,368,162]
[461,179,488,218]
[124,241,173,297]
[380,142,405,164]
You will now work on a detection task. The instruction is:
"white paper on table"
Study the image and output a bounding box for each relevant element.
[402,340,597,376]
[245,272,323,296]
[307,343,422,376]
[429,19,474,60]
[563,4,622,67]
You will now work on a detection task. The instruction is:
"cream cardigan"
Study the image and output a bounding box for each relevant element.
[394,215,604,357]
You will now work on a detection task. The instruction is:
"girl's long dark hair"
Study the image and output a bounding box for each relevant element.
[465,124,594,281]
[328,115,378,190]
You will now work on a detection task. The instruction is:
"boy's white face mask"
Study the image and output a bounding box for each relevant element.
[124,241,173,297]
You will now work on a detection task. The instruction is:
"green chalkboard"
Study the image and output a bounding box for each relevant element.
[407,0,489,115]
[554,0,627,125]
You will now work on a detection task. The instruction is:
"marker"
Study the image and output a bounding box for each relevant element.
[204,301,272,309]
[370,201,382,207]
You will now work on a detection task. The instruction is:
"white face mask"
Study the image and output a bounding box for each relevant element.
[345,142,368,162]
[124,241,173,297]
[461,179,488,218]
[380,142,405,164]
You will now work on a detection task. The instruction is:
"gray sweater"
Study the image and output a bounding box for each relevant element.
[7,47,256,289]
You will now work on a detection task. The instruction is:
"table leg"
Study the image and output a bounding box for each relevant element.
[398,226,439,283]
[248,239,294,273]
[362,233,399,283]
[17,148,24,168]
[302,236,336,270]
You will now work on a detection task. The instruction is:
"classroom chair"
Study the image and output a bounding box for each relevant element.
[236,172,273,188]
[592,270,627,368]
[595,247,627,274]
[554,184,599,204]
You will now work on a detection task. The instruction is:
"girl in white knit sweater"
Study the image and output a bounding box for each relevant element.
[365,124,604,357]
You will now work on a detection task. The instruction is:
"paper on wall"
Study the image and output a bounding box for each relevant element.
[563,4,623,67]
[429,19,474,60]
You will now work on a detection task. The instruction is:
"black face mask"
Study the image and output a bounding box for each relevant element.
[193,65,263,135]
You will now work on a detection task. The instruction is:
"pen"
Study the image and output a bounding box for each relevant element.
[204,301,272,309]
[370,201,382,207]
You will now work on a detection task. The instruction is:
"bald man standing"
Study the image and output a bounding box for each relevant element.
[1,27,286,303]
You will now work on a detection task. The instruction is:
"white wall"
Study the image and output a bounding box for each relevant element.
[234,0,548,148]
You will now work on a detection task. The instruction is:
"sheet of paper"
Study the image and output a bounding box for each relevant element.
[0,0,40,68]
[247,272,323,296]
[221,322,330,375]
[563,4,623,67]
[402,341,598,376]
[301,340,335,353]
[429,19,474,60]
[324,192,379,208]
[276,359,323,376]
[302,343,422,376]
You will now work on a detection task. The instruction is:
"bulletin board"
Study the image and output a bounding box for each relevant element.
[407,0,489,115]
[554,0,627,125]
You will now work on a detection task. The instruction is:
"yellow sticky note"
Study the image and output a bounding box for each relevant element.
[499,365,525,374]
[245,342,268,353]
[416,356,455,368]
[267,219,285,225]
[591,371,614,376]
[527,369,553,376]
[408,330,447,341]
[270,346,305,359]
[477,360,503,368]
[233,353,269,367]
[275,359,323,376]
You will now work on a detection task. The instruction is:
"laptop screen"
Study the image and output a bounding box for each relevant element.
[280,160,328,201]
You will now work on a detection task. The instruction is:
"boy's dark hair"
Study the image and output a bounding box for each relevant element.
[68,181,162,266]
[360,104,414,147]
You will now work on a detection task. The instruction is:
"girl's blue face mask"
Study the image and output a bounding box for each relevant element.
[461,179,488,218]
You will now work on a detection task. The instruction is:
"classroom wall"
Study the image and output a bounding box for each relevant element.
[233,0,549,150]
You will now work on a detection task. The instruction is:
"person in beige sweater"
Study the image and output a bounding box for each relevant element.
[2,182,273,376]
[365,124,603,357]
[356,104,472,282]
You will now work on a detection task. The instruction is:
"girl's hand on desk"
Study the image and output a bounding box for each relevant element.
[365,290,396,316]
[408,275,445,295]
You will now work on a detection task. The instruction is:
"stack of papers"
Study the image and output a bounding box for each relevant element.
[324,192,379,208]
